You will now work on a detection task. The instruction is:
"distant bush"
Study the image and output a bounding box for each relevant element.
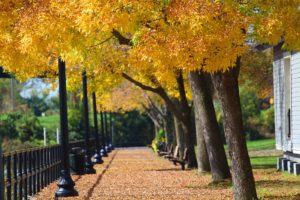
[0,112,23,139]
[113,111,153,147]
[0,112,44,143]
[240,88,274,140]
[68,108,84,140]
[151,129,166,152]
[2,138,34,153]
[215,87,274,141]
[16,114,43,142]
[260,106,275,133]
[239,87,260,123]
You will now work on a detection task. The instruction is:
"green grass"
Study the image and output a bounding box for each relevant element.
[224,139,278,167]
[246,139,275,151]
[248,138,277,167]
[38,114,60,131]
[225,139,275,152]
[250,156,277,167]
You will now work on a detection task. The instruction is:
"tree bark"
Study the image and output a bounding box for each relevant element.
[175,72,198,168]
[211,62,257,200]
[173,115,185,159]
[162,119,169,146]
[165,109,176,148]
[189,71,230,180]
[194,114,210,173]
[181,117,198,168]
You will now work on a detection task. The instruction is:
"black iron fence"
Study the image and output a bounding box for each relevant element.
[69,138,96,150]
[1,138,96,200]
[2,145,61,200]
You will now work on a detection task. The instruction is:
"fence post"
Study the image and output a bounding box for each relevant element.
[43,128,47,146]
[56,128,60,144]
[0,136,4,200]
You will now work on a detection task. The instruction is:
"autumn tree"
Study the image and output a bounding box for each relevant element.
[126,0,256,198]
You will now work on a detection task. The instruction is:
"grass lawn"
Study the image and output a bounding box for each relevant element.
[38,113,100,130]
[225,139,279,168]
[38,114,60,132]
[246,139,278,168]
[246,139,275,151]
[250,156,277,168]
[224,138,275,152]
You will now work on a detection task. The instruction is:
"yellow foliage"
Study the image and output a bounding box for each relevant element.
[0,0,299,112]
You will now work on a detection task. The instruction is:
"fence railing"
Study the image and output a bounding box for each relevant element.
[2,144,61,200]
[69,138,96,150]
[1,138,96,200]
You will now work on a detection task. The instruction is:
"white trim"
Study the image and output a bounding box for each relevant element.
[291,149,300,154]
[284,56,292,144]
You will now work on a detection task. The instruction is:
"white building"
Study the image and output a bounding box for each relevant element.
[273,43,300,174]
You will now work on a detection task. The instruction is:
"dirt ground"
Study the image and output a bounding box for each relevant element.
[34,148,300,200]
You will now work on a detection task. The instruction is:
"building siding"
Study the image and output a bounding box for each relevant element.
[273,58,284,150]
[291,53,300,152]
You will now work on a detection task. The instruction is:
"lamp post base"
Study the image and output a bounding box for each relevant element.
[105,145,111,153]
[55,170,78,197]
[101,148,108,157]
[92,150,104,164]
[84,156,96,174]
[109,144,114,151]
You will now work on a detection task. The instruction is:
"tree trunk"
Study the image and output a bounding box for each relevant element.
[164,111,176,148]
[194,117,210,173]
[173,115,185,159]
[172,97,198,168]
[181,117,198,168]
[165,110,176,148]
[175,72,198,168]
[189,71,230,180]
[211,63,257,200]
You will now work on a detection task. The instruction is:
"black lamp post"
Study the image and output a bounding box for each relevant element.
[100,111,108,157]
[104,112,111,152]
[55,58,78,197]
[92,92,103,164]
[110,112,115,150]
[0,67,9,199]
[82,70,96,174]
[0,136,4,200]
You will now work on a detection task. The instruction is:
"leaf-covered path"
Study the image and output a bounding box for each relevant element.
[35,148,231,199]
[35,148,300,200]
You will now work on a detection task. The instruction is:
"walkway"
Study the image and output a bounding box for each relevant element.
[35,148,231,199]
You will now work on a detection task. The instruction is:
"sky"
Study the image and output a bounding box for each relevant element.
[20,78,58,100]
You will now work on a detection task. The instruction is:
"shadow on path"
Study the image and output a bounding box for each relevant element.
[84,150,118,200]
